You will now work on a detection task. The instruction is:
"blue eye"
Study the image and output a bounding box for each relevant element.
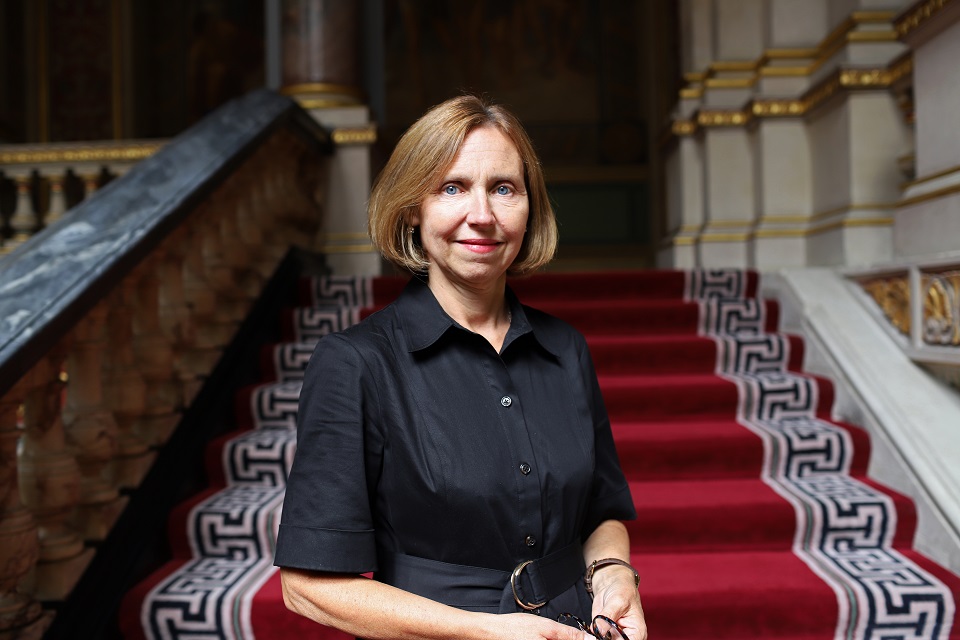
[443,185,459,195]
[496,185,511,196]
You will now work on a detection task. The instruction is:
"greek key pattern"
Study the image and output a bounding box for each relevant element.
[143,488,284,640]
[271,342,316,382]
[249,381,302,430]
[293,305,361,343]
[222,428,296,487]
[707,292,956,639]
[310,275,373,308]
[698,298,766,335]
[684,269,749,300]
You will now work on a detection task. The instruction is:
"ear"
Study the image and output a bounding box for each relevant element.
[407,209,421,227]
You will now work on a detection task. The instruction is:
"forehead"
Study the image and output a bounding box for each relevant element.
[443,126,523,174]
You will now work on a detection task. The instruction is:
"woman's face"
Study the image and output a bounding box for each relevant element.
[411,126,529,292]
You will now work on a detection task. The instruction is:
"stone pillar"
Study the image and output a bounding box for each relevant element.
[750,0,825,268]
[280,0,380,276]
[895,2,960,260]
[281,0,361,105]
[699,0,765,267]
[0,381,47,638]
[659,0,711,268]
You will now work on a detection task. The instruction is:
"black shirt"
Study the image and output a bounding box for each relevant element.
[274,277,636,598]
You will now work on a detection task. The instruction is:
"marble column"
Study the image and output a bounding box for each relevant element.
[279,0,380,276]
[281,0,361,105]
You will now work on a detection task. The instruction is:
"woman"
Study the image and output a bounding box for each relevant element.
[274,95,648,640]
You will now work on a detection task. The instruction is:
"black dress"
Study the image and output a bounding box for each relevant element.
[274,277,636,618]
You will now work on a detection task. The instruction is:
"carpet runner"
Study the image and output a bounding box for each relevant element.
[120,269,960,639]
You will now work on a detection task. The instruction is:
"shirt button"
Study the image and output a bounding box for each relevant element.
[500,396,512,407]
[525,535,537,547]
[519,462,531,475]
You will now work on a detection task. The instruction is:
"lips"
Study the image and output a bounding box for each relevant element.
[458,238,502,253]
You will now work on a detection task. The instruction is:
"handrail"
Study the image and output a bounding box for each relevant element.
[0,89,330,398]
[0,88,333,638]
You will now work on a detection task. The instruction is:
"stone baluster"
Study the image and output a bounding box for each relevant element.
[154,235,205,405]
[44,171,68,227]
[80,171,101,200]
[62,304,126,542]
[103,282,153,489]
[131,256,182,447]
[0,381,47,638]
[199,202,249,326]
[5,172,37,252]
[18,349,93,601]
[179,224,228,386]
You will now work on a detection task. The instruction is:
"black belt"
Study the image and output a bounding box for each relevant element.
[376,541,585,613]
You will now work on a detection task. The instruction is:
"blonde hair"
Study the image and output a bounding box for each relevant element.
[368,95,557,275]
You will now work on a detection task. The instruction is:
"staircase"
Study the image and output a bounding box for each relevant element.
[121,268,960,639]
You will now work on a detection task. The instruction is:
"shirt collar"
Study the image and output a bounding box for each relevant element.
[395,277,560,357]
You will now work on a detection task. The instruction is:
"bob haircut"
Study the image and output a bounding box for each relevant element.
[368,95,557,275]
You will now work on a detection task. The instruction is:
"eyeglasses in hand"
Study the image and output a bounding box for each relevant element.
[557,613,630,640]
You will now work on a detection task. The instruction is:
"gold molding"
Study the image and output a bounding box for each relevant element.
[671,120,697,137]
[904,161,960,189]
[677,10,902,104]
[700,232,751,242]
[704,77,756,89]
[896,0,958,38]
[673,56,911,136]
[331,125,377,146]
[680,87,704,99]
[899,181,960,208]
[281,82,363,99]
[0,141,164,165]
[697,109,751,128]
[809,216,894,235]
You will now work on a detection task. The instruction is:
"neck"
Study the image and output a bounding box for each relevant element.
[427,275,511,338]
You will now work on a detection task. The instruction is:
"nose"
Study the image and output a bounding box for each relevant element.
[466,190,495,225]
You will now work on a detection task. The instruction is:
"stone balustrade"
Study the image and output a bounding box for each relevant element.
[0,140,165,255]
[0,90,332,638]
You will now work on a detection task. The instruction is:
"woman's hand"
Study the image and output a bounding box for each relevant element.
[494,613,591,640]
[589,565,648,640]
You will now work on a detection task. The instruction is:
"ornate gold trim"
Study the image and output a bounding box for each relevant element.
[809,216,894,234]
[904,161,960,189]
[331,125,377,146]
[896,0,958,38]
[704,77,757,89]
[697,110,751,127]
[680,87,704,99]
[0,141,164,165]
[678,10,902,104]
[296,97,361,110]
[900,181,960,208]
[281,82,363,99]
[751,99,804,117]
[671,120,698,137]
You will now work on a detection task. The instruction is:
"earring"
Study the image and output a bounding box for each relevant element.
[408,226,415,234]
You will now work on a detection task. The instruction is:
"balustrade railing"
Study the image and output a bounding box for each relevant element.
[0,140,166,255]
[0,89,331,638]
[851,252,960,388]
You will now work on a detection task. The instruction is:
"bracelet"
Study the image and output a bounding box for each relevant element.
[584,558,640,595]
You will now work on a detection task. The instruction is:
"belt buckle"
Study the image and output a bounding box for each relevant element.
[510,560,547,611]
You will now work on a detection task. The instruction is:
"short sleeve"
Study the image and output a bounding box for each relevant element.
[274,333,381,573]
[577,338,637,538]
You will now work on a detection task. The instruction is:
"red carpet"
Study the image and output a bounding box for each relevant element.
[121,269,960,639]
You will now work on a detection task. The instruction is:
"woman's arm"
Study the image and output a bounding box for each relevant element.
[582,520,648,640]
[280,569,586,640]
